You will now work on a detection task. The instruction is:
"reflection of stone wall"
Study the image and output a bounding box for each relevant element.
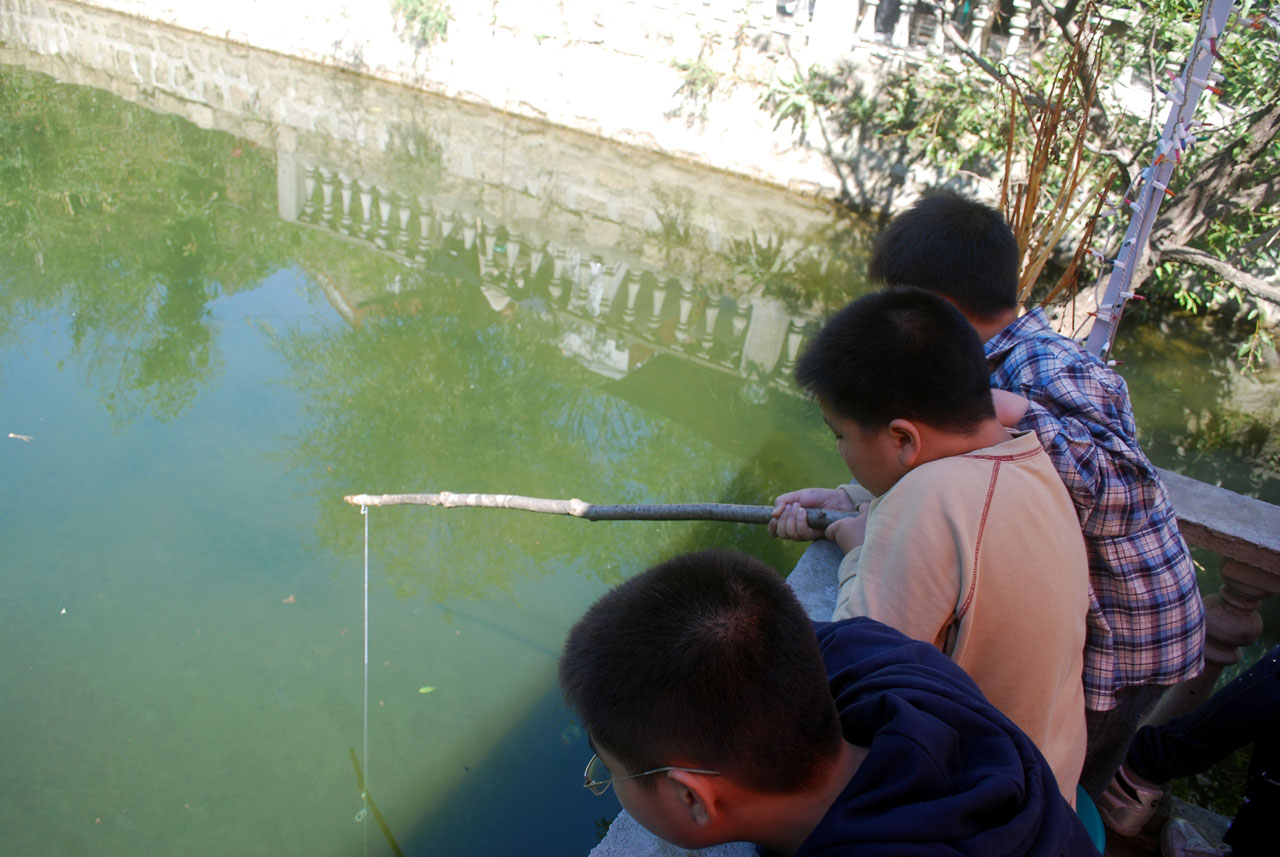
[1,0,857,388]
[0,0,843,268]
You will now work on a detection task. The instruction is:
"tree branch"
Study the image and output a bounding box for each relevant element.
[1157,245,1280,306]
[343,491,857,529]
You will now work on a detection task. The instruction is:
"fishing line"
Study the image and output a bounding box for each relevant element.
[360,503,370,857]
[347,506,408,857]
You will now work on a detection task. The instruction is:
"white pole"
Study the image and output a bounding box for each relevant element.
[1083,0,1236,358]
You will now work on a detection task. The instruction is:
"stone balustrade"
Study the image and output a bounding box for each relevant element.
[1149,468,1280,722]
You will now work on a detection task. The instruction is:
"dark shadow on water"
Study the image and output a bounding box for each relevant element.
[391,683,603,857]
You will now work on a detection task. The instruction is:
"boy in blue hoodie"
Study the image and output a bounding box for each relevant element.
[559,549,1098,857]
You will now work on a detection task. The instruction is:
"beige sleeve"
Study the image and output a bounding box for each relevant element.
[837,482,875,507]
[830,480,964,651]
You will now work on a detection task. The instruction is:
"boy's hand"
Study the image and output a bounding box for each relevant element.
[991,388,1031,427]
[824,511,869,552]
[769,488,855,541]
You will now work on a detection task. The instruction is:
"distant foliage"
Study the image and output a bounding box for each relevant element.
[758,0,1279,348]
[392,0,451,49]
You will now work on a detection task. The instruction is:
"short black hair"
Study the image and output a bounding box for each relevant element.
[795,287,996,432]
[868,189,1020,318]
[558,549,841,794]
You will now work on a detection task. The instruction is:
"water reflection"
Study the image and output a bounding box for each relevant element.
[1,4,1276,857]
[0,8,865,856]
[1121,303,1279,503]
[1,0,873,413]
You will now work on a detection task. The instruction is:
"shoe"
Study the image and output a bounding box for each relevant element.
[1097,761,1165,836]
[1160,817,1231,856]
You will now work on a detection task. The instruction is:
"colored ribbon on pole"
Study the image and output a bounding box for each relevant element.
[1083,0,1237,359]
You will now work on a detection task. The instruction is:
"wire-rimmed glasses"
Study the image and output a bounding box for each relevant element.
[582,751,721,796]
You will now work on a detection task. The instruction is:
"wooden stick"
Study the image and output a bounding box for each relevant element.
[343,491,855,530]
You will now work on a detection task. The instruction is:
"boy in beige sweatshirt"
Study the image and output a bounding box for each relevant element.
[772,287,1090,805]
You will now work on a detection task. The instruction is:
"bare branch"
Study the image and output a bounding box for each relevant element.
[343,491,857,529]
[1157,245,1280,305]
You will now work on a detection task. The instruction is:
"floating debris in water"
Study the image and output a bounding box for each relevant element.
[418,686,436,694]
[7,432,33,442]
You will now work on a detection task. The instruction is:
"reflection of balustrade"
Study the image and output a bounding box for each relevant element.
[284,151,822,393]
[1148,469,1280,723]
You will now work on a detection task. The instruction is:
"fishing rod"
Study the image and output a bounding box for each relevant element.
[343,491,856,530]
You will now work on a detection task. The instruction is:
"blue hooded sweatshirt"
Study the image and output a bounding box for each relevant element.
[793,618,1098,857]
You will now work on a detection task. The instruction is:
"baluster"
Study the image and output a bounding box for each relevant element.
[1004,0,1030,61]
[600,264,628,316]
[930,3,947,55]
[359,183,374,240]
[675,279,696,343]
[461,219,477,251]
[1149,559,1280,723]
[807,1,860,61]
[649,280,670,330]
[622,273,644,325]
[582,261,607,317]
[776,317,807,378]
[481,224,497,262]
[700,300,721,353]
[567,257,591,312]
[376,186,393,248]
[892,0,917,48]
[417,196,433,259]
[726,302,753,369]
[338,172,354,234]
[859,0,882,42]
[795,0,811,27]
[397,195,412,253]
[318,167,335,223]
[968,0,993,53]
[302,164,317,219]
[528,247,546,283]
[549,252,569,305]
[504,232,522,271]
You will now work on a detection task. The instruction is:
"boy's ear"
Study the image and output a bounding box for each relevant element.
[665,769,721,827]
[887,418,924,469]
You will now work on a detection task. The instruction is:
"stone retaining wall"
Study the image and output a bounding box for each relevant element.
[14,0,963,211]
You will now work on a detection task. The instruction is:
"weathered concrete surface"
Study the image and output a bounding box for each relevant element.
[61,0,861,199]
[1159,467,1280,575]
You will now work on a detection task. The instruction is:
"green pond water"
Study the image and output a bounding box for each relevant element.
[1,16,1278,857]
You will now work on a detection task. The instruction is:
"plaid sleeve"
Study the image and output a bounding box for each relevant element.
[990,325,1205,702]
[1002,353,1156,537]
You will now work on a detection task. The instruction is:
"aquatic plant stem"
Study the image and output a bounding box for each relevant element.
[349,747,406,857]
[343,492,855,530]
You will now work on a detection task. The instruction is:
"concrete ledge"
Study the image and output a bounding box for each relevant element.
[1159,467,1280,575]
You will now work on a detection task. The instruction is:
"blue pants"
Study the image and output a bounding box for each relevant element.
[1127,644,1280,856]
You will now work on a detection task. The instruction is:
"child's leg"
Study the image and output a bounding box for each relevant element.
[1223,730,1280,857]
[1081,683,1167,798]
[1125,645,1280,785]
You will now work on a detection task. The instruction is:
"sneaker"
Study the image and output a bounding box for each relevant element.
[1160,817,1231,856]
[1097,761,1165,836]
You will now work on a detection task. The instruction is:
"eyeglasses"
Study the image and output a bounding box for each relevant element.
[582,751,721,796]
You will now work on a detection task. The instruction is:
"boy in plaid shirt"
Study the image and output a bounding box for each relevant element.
[866,190,1205,797]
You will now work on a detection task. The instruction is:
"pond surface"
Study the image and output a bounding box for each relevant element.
[1,7,1277,857]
